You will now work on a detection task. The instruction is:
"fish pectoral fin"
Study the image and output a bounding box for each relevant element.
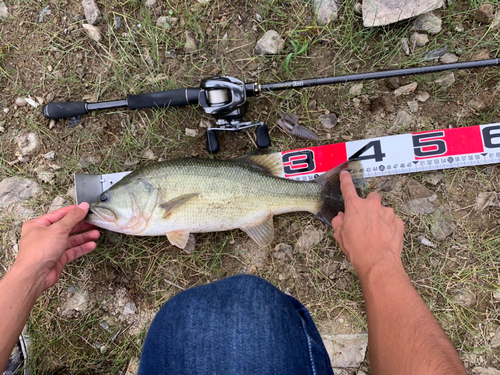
[241,214,274,248]
[159,193,199,219]
[166,230,192,249]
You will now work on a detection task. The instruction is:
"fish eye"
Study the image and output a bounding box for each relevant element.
[100,193,109,202]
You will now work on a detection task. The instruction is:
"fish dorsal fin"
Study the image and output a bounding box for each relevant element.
[159,193,199,218]
[166,230,191,249]
[237,150,283,177]
[240,214,274,248]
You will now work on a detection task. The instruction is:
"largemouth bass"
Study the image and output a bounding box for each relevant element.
[86,153,360,249]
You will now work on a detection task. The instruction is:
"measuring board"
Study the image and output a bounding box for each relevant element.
[75,123,500,204]
[281,123,500,181]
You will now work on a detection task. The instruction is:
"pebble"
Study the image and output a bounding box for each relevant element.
[389,110,413,132]
[430,207,455,241]
[471,50,490,61]
[38,5,51,23]
[416,91,430,102]
[254,30,285,55]
[354,2,362,15]
[423,172,443,185]
[185,128,199,137]
[184,31,198,54]
[114,16,121,30]
[401,38,410,55]
[407,100,418,113]
[418,235,436,248]
[454,22,464,32]
[468,98,487,111]
[0,177,41,208]
[412,12,442,34]
[145,0,157,6]
[0,1,8,20]
[142,149,155,160]
[363,0,443,27]
[349,83,363,96]
[474,192,499,211]
[125,357,140,375]
[386,77,400,90]
[60,289,90,317]
[44,151,56,160]
[82,0,102,25]
[255,12,263,22]
[79,154,102,167]
[296,225,324,250]
[15,97,27,106]
[493,289,500,302]
[34,167,55,184]
[123,302,137,315]
[475,3,494,24]
[424,47,448,61]
[25,98,40,108]
[394,82,418,97]
[313,0,339,25]
[319,113,338,130]
[440,52,459,64]
[434,72,455,89]
[16,132,39,155]
[404,179,439,214]
[82,23,102,42]
[322,334,368,368]
[410,32,429,47]
[48,196,69,213]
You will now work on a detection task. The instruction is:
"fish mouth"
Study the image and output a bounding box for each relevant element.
[86,206,116,223]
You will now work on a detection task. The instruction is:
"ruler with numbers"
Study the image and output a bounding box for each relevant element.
[75,123,500,204]
[280,123,500,181]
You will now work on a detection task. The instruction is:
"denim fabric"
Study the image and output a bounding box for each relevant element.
[138,275,334,375]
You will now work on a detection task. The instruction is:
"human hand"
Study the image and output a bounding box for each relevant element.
[331,171,405,279]
[14,203,100,293]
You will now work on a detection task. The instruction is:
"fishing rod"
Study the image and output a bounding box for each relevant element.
[42,58,500,153]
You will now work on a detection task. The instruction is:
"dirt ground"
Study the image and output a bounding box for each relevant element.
[0,0,499,373]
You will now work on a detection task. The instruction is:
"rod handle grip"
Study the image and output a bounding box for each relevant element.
[42,102,88,120]
[127,88,200,109]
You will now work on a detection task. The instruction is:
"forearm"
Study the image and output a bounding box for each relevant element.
[359,263,467,375]
[0,264,43,370]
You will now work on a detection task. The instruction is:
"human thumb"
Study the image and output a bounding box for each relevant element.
[57,202,89,233]
[331,211,344,233]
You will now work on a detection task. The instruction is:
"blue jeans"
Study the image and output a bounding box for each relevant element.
[138,275,334,375]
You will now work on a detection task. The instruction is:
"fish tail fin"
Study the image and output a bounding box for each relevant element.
[314,161,364,226]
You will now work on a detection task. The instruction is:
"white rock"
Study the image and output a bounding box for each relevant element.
[492,289,500,301]
[157,16,178,30]
[44,151,56,160]
[16,132,39,156]
[123,302,137,315]
[440,53,459,64]
[255,30,285,55]
[434,72,455,89]
[416,91,430,102]
[25,98,39,108]
[475,192,500,211]
[0,1,8,20]
[407,100,418,113]
[82,23,102,42]
[401,38,410,55]
[15,97,27,106]
[451,288,476,307]
[184,31,198,54]
[49,196,69,213]
[185,128,199,137]
[34,167,55,184]
[349,83,363,96]
[82,0,102,25]
[430,207,455,241]
[363,0,443,27]
[296,225,324,250]
[492,10,500,29]
[322,334,368,368]
[412,12,442,34]
[61,289,90,317]
[145,0,157,6]
[418,235,436,248]
[390,110,413,132]
[410,32,429,47]
[472,367,500,375]
[142,149,155,160]
[313,0,339,25]
[393,82,418,97]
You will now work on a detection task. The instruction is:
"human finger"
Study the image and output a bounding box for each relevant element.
[32,205,77,226]
[331,211,344,232]
[67,230,100,250]
[56,203,90,233]
[339,171,361,205]
[63,242,97,264]
[70,222,98,235]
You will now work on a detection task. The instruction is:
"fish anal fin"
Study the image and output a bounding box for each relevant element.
[159,193,199,219]
[241,214,274,248]
[166,230,191,249]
